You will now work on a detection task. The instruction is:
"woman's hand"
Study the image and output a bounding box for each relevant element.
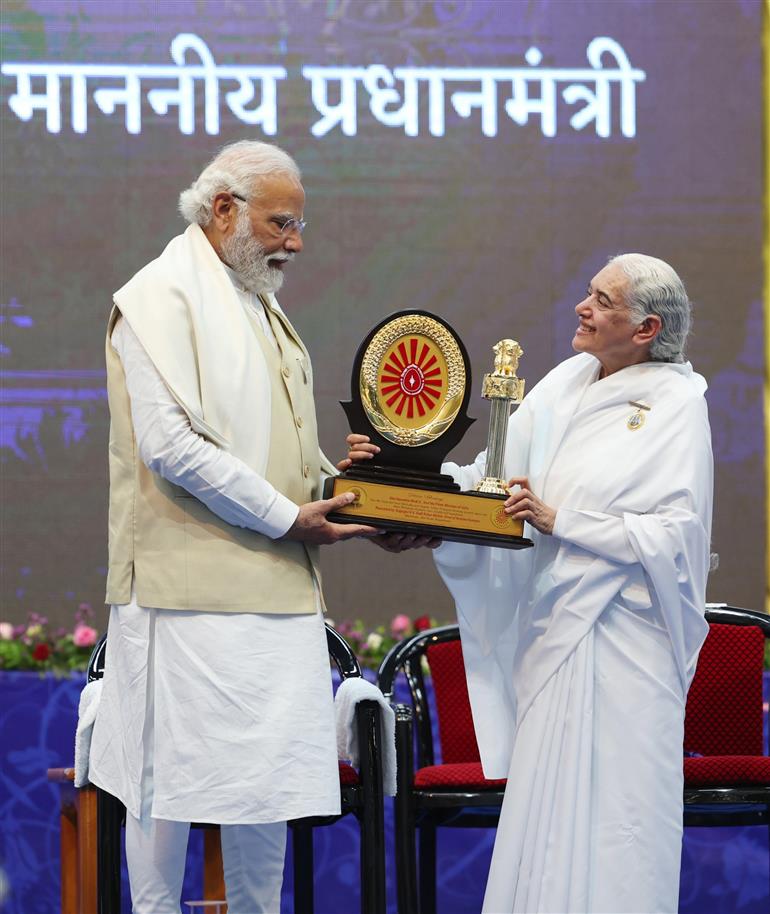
[504,477,556,535]
[336,433,380,471]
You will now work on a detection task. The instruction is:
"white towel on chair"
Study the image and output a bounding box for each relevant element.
[334,678,396,796]
[74,679,102,787]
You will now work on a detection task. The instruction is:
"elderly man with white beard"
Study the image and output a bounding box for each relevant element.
[87,141,381,913]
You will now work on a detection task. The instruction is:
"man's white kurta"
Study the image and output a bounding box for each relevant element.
[435,353,713,914]
[89,282,341,825]
[90,595,340,824]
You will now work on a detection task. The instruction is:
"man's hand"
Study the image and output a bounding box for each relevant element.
[282,492,381,545]
[370,532,442,554]
[504,477,556,535]
[335,435,441,550]
[336,433,380,472]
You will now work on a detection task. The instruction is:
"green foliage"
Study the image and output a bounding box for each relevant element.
[0,639,26,669]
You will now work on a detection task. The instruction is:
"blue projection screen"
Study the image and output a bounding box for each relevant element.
[0,0,764,626]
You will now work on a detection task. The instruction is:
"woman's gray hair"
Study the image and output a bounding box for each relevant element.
[178,140,301,226]
[609,253,692,363]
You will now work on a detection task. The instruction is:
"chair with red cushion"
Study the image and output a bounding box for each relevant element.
[378,624,505,914]
[91,624,386,914]
[684,606,770,862]
[380,608,770,914]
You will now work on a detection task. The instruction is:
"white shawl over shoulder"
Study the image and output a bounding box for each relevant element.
[112,224,274,473]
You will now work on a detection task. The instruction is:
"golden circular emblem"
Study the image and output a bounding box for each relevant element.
[491,505,512,530]
[360,315,466,447]
[348,486,365,507]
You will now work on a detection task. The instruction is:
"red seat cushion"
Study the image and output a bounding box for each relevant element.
[414,762,507,790]
[426,641,481,764]
[338,761,359,786]
[684,755,770,787]
[684,623,764,756]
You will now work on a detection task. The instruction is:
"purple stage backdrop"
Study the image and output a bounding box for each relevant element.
[0,3,765,621]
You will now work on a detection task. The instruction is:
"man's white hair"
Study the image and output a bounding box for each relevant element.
[609,253,692,363]
[178,140,301,226]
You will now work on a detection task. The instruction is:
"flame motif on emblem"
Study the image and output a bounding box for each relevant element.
[379,336,445,420]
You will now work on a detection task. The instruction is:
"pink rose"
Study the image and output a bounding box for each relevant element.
[73,624,98,648]
[0,622,14,640]
[390,614,412,637]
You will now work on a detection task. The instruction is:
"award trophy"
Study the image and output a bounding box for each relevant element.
[324,311,532,549]
[474,339,526,495]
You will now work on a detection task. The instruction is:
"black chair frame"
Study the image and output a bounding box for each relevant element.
[90,624,386,914]
[378,624,504,914]
[290,625,386,914]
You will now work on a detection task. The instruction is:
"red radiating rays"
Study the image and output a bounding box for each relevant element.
[379,337,444,418]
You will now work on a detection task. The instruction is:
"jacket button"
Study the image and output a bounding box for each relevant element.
[303,464,310,478]
[296,416,303,428]
[282,366,290,378]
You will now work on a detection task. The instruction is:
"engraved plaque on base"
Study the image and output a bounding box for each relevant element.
[324,310,533,549]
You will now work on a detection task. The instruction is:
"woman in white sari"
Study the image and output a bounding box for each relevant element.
[347,253,713,914]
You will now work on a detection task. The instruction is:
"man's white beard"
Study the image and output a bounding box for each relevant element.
[221,212,291,295]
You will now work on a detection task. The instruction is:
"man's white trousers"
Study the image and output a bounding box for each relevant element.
[126,749,286,914]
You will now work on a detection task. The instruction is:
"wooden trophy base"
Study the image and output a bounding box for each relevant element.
[324,467,533,549]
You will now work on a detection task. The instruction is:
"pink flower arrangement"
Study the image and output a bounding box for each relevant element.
[0,604,101,674]
[335,613,442,669]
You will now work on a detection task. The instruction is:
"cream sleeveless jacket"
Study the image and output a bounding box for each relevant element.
[105,229,326,613]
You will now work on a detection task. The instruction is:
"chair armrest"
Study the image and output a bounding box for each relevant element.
[394,703,415,792]
[47,767,76,783]
[326,623,363,678]
[354,699,384,795]
[705,605,770,638]
[87,633,108,682]
[377,624,460,699]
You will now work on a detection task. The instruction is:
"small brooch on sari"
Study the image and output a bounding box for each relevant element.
[627,400,651,431]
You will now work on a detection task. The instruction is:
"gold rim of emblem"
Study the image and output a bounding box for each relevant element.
[360,314,466,447]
